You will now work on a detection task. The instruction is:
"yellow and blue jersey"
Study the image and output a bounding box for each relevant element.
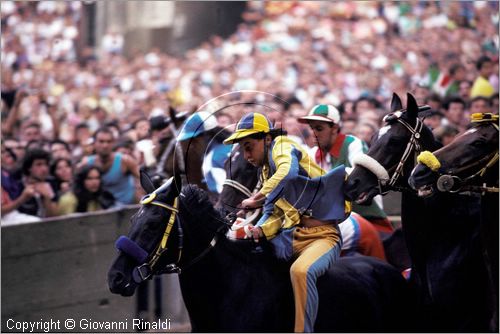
[256,136,350,238]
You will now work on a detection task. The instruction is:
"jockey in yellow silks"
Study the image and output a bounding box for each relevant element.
[224,112,350,332]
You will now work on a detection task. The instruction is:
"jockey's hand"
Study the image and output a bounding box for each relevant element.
[241,198,259,210]
[247,225,263,243]
[240,192,265,210]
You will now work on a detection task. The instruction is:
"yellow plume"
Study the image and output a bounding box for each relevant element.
[471,113,499,123]
[417,151,441,172]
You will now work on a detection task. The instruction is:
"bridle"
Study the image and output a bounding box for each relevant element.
[223,179,254,198]
[353,110,426,195]
[115,192,223,283]
[223,175,262,198]
[223,144,264,199]
[422,117,499,195]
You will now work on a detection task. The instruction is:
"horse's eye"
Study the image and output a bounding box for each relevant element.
[472,140,486,147]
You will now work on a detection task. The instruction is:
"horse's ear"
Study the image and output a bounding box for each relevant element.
[169,106,177,122]
[406,93,419,119]
[140,169,156,194]
[170,107,189,128]
[390,93,403,112]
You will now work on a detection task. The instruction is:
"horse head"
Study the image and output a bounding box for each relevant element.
[410,113,499,197]
[345,92,439,204]
[108,171,182,296]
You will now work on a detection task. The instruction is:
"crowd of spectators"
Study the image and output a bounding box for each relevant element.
[1,1,498,223]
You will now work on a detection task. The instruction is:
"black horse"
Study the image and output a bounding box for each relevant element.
[108,172,410,332]
[409,113,499,331]
[344,93,494,332]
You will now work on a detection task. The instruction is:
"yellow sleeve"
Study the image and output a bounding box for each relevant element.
[258,206,284,239]
[260,137,298,197]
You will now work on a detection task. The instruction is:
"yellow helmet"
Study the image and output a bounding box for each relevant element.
[223,112,274,145]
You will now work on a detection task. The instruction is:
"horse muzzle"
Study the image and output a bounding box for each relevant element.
[108,265,138,297]
[409,163,438,197]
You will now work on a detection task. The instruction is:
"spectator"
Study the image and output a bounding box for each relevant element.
[1,145,41,223]
[133,118,151,142]
[21,122,44,146]
[414,83,432,105]
[433,125,459,146]
[132,118,155,168]
[101,28,125,55]
[1,145,17,175]
[1,143,22,200]
[357,109,382,128]
[3,137,26,162]
[49,157,73,197]
[422,109,445,130]
[79,127,140,205]
[1,186,41,224]
[57,165,115,215]
[432,63,466,97]
[353,96,380,115]
[282,117,308,147]
[114,137,136,158]
[14,148,58,218]
[216,112,234,129]
[424,93,443,112]
[341,119,357,135]
[26,139,50,152]
[1,89,28,138]
[72,123,92,161]
[469,96,493,114]
[442,96,467,132]
[353,121,377,147]
[470,55,495,98]
[491,93,499,114]
[149,115,172,160]
[458,80,473,101]
[49,139,72,160]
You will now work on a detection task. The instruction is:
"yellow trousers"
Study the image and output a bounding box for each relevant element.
[290,224,342,332]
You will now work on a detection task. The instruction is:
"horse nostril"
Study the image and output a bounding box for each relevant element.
[111,272,125,287]
[345,178,360,200]
[347,177,359,189]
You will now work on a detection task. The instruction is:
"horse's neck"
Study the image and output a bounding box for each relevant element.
[156,138,175,177]
[177,239,292,331]
[182,138,207,189]
[401,190,484,277]
[400,191,428,260]
[175,189,293,331]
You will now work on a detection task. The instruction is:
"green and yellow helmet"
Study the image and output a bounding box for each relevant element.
[223,112,274,145]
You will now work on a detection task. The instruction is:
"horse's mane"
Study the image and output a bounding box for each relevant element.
[180,184,226,222]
